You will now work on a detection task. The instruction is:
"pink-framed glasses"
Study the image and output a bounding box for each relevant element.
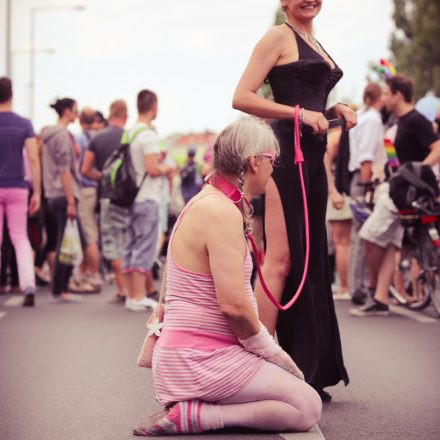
[259,153,276,166]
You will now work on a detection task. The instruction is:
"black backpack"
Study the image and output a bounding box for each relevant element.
[389,162,439,211]
[100,127,147,208]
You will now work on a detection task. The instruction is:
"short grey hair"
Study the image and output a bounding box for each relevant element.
[213,116,280,177]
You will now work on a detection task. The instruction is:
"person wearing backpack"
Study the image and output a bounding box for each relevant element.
[122,90,174,312]
[81,100,128,304]
[351,75,440,317]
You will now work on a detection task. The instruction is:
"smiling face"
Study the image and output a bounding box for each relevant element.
[281,0,322,22]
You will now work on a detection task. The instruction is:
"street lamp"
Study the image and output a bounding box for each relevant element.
[29,4,85,122]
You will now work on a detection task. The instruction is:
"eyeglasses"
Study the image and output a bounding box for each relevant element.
[259,153,276,166]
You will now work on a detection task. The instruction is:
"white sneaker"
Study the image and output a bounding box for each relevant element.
[333,291,352,301]
[125,297,158,312]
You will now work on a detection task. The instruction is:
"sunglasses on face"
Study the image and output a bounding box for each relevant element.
[259,153,276,166]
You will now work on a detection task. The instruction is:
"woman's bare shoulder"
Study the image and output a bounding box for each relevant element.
[194,193,243,228]
[261,24,291,45]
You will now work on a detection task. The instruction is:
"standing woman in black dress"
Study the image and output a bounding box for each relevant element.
[232,0,357,401]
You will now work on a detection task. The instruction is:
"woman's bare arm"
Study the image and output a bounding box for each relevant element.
[232,28,297,120]
[206,201,260,340]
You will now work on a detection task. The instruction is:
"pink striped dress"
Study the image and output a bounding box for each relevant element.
[152,194,264,406]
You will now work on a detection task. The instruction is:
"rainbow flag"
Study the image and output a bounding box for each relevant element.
[384,138,400,167]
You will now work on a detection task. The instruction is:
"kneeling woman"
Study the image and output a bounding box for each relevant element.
[135,117,321,436]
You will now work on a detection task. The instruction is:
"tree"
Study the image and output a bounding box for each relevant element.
[390,0,440,99]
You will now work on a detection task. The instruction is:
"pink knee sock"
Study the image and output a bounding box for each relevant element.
[133,400,223,436]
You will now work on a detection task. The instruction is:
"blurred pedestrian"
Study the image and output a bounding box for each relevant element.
[123,90,174,312]
[0,77,41,306]
[232,0,356,401]
[135,117,321,436]
[74,107,101,292]
[348,83,385,305]
[92,110,108,131]
[324,107,353,301]
[82,99,128,304]
[180,146,201,203]
[41,98,85,302]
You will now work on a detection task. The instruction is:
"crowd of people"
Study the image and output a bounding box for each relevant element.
[326,75,440,318]
[0,77,209,312]
[1,0,440,436]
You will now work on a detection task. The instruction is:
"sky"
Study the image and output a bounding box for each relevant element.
[0,0,394,137]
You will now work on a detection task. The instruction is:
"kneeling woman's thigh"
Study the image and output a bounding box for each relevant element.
[218,361,321,411]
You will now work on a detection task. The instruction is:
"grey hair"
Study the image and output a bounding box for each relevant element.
[213,116,280,234]
[213,116,280,177]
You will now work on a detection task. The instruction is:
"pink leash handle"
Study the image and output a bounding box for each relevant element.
[248,105,310,311]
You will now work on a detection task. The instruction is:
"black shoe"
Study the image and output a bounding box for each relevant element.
[351,288,367,305]
[350,298,389,317]
[22,293,35,307]
[36,274,50,286]
[317,388,332,403]
[107,294,126,305]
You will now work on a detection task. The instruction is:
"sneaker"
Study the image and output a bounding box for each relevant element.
[333,291,352,301]
[22,293,35,307]
[107,294,126,305]
[350,298,389,317]
[125,297,158,312]
[351,288,368,305]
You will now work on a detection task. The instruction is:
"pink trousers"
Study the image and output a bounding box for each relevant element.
[0,188,35,291]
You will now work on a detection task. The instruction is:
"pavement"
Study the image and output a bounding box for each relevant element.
[1,284,439,440]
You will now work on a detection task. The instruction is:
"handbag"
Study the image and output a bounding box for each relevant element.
[137,263,167,368]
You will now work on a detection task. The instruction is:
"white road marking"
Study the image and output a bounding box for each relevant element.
[3,296,23,307]
[280,424,325,439]
[0,312,6,321]
[390,304,439,324]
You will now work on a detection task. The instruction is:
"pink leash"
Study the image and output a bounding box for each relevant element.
[247,105,310,311]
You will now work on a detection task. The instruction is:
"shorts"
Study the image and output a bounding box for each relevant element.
[78,187,98,244]
[123,200,159,273]
[359,182,404,249]
[99,198,128,261]
[326,194,353,221]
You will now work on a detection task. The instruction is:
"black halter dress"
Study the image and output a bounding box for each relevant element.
[265,23,349,390]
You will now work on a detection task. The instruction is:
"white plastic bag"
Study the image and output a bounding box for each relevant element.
[59,219,83,266]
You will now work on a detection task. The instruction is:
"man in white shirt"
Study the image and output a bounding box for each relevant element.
[123,90,174,312]
[348,83,385,304]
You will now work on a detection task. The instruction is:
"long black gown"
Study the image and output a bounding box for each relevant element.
[265,24,349,390]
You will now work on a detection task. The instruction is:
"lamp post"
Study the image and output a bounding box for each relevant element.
[29,4,85,122]
[5,0,12,77]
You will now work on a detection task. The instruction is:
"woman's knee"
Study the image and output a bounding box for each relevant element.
[294,388,322,431]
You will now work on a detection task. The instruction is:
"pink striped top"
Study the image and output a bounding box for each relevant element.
[152,193,264,406]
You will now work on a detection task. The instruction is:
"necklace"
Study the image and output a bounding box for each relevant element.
[285,21,324,55]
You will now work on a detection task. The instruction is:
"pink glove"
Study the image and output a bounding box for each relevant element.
[239,324,304,380]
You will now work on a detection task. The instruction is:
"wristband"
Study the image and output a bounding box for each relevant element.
[299,107,304,123]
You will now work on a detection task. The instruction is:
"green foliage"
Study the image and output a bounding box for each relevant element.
[390,0,440,99]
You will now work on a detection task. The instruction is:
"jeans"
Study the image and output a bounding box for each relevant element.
[0,188,35,292]
[47,196,85,296]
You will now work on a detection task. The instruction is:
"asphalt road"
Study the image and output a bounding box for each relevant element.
[0,284,439,440]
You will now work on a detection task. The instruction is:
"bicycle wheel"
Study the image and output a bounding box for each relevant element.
[408,231,432,311]
[430,260,440,317]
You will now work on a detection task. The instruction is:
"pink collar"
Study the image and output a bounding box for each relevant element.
[206,174,243,207]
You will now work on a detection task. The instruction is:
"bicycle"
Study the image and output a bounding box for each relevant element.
[349,179,430,307]
[395,196,440,316]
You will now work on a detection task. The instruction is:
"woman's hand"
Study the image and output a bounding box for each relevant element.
[334,104,357,130]
[302,110,329,135]
[329,188,344,210]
